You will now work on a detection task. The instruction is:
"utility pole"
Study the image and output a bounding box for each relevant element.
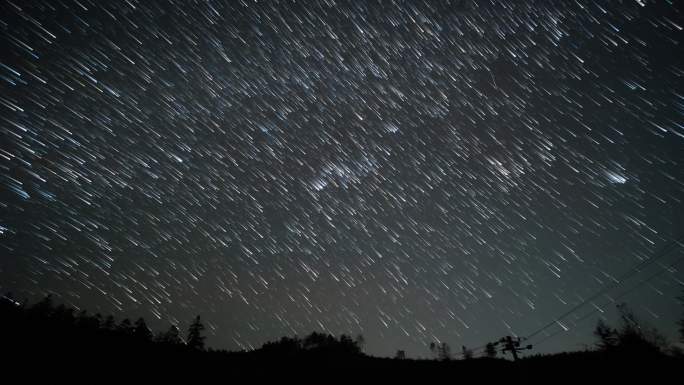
[499,336,532,361]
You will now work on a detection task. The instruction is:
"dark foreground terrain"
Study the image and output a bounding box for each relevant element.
[2,296,680,384]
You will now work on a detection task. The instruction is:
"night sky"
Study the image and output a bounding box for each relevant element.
[1,0,683,358]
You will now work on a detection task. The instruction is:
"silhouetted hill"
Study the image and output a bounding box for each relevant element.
[1,295,680,384]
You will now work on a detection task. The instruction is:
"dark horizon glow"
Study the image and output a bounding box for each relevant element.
[1,0,683,358]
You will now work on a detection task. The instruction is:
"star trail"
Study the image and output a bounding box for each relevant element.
[1,0,683,357]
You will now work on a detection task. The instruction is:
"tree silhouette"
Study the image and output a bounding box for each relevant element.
[260,332,363,357]
[461,345,473,359]
[261,335,302,355]
[134,317,153,341]
[303,331,332,350]
[338,334,359,354]
[594,319,619,350]
[593,303,668,356]
[29,294,54,318]
[187,315,206,350]
[429,342,452,361]
[342,333,363,353]
[76,310,100,330]
[484,342,498,358]
[156,325,183,345]
[355,334,365,352]
[53,304,75,326]
[94,313,103,328]
[118,318,134,336]
[102,315,116,331]
[440,342,452,361]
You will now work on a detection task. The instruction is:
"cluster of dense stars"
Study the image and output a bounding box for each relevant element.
[1,0,683,357]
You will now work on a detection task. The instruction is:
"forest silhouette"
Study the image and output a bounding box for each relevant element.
[1,293,682,383]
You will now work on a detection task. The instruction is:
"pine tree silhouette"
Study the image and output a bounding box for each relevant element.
[134,317,153,341]
[187,315,206,350]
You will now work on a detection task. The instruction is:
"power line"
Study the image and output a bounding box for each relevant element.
[446,236,683,359]
[523,235,684,342]
[528,246,684,348]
